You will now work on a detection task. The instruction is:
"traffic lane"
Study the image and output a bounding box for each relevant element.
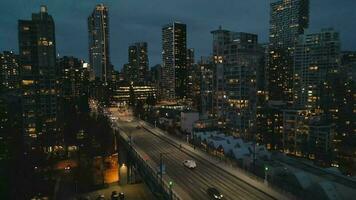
[134,134,239,200]
[133,128,267,200]
[133,133,211,200]
[119,121,272,200]
[124,123,271,200]
[138,124,276,200]
[123,125,204,199]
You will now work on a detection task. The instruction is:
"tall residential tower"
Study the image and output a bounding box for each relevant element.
[211,27,264,137]
[124,42,149,84]
[18,5,58,149]
[162,22,187,100]
[88,4,111,84]
[268,0,309,103]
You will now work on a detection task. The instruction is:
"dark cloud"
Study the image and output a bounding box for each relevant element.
[0,0,355,70]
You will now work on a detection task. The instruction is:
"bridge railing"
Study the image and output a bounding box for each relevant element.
[117,128,181,200]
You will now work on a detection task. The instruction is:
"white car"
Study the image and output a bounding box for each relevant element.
[183,160,197,169]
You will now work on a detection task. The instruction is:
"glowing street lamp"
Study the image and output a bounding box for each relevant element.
[264,165,269,183]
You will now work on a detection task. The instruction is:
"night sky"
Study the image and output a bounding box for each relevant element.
[1,0,355,70]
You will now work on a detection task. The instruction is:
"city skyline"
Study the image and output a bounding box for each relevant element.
[0,0,355,69]
[1,1,356,199]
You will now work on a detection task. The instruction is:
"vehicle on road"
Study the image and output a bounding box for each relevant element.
[64,165,71,171]
[207,187,223,199]
[111,191,119,200]
[96,194,105,200]
[119,192,125,200]
[136,125,141,129]
[183,160,197,169]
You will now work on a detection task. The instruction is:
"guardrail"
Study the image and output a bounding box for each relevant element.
[116,127,181,200]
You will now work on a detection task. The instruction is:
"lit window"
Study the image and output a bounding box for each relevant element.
[22,80,34,85]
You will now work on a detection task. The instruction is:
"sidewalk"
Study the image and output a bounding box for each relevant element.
[141,121,292,200]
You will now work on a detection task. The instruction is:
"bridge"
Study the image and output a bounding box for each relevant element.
[108,108,288,200]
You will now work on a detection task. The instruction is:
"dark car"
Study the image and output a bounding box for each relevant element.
[119,192,125,200]
[96,194,105,200]
[111,191,119,200]
[207,187,223,199]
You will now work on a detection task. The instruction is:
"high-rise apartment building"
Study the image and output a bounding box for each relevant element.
[58,56,89,99]
[293,28,341,115]
[268,0,309,103]
[198,57,214,118]
[18,6,58,149]
[88,4,111,84]
[0,51,19,90]
[125,42,149,84]
[211,27,264,137]
[162,22,187,100]
[187,48,195,67]
[186,48,200,106]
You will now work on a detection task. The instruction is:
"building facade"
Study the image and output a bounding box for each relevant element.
[293,28,341,115]
[58,56,89,99]
[268,0,309,103]
[211,27,264,137]
[18,5,58,149]
[88,4,111,84]
[113,85,157,103]
[198,57,214,118]
[161,22,187,100]
[0,51,19,90]
[124,42,149,84]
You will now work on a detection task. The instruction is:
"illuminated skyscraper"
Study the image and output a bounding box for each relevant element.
[186,48,200,105]
[162,22,187,100]
[88,4,111,84]
[186,48,195,67]
[58,56,89,99]
[125,42,149,84]
[211,27,264,137]
[0,51,19,90]
[18,5,58,149]
[294,28,341,114]
[198,57,214,117]
[268,0,309,103]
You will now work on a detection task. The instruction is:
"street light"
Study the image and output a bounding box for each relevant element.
[169,180,174,200]
[264,165,269,183]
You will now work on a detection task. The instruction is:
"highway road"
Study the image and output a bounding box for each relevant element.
[113,117,278,200]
